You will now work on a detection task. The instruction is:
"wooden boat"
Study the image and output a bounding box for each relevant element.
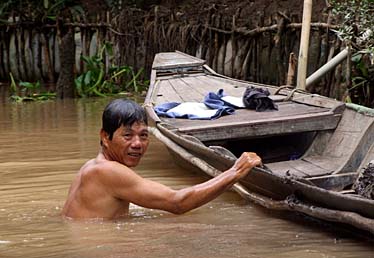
[144,51,374,235]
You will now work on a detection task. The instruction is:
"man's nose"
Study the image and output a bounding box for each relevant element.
[130,136,142,148]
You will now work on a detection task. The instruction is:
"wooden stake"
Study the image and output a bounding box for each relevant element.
[297,0,312,90]
[286,52,296,86]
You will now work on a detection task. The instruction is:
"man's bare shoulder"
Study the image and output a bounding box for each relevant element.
[81,155,141,186]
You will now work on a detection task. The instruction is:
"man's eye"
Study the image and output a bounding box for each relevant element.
[140,133,149,140]
[123,134,132,139]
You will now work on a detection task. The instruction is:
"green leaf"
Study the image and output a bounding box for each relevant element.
[9,72,17,95]
[357,62,369,77]
[70,5,85,16]
[75,74,85,97]
[19,82,32,88]
[46,16,57,21]
[351,54,362,63]
[84,70,93,86]
[345,95,352,103]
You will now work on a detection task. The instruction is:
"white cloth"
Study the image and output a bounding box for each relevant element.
[167,102,218,119]
[221,96,245,108]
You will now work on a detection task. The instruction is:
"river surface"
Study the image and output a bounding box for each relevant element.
[0,97,373,258]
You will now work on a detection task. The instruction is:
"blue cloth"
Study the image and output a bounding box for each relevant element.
[204,89,240,109]
[154,89,236,120]
[154,102,180,116]
[154,102,219,120]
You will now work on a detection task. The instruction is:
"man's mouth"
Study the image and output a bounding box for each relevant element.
[128,153,141,157]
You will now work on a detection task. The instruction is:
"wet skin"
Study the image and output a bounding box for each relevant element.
[62,122,262,219]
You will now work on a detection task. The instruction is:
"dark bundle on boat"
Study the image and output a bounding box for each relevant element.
[242,86,278,112]
[353,163,374,200]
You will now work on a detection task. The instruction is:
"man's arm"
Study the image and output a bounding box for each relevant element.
[102,152,261,214]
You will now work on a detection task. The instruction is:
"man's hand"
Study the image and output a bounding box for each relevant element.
[232,152,262,179]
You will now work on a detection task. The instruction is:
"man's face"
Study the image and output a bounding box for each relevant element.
[105,122,149,167]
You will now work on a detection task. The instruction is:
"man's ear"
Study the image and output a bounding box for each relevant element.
[100,129,110,147]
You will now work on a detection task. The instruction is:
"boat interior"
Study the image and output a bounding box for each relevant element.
[149,52,374,192]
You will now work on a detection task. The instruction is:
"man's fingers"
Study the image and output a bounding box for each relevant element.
[244,152,262,166]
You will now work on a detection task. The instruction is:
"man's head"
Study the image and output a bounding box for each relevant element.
[100,99,149,167]
[102,99,148,140]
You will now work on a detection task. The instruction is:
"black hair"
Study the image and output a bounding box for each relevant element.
[102,99,148,140]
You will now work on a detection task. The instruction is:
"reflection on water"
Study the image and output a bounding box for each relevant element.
[0,98,373,258]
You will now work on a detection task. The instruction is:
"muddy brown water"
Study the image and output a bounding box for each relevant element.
[0,98,373,258]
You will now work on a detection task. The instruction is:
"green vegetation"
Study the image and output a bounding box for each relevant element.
[331,0,374,106]
[331,0,374,50]
[75,42,149,98]
[345,50,373,106]
[0,0,83,24]
[1,1,149,101]
[8,41,149,102]
[9,73,56,102]
[3,1,370,104]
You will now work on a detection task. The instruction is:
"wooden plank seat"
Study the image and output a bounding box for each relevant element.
[160,102,341,141]
[155,74,343,142]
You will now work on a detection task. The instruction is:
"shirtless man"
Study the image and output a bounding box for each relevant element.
[62,99,262,219]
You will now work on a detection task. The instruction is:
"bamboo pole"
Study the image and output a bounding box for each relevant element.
[297,0,313,90]
[306,47,348,87]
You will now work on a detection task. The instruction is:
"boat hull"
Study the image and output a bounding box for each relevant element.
[146,51,374,235]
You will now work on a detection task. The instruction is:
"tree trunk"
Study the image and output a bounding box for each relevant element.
[56,27,75,98]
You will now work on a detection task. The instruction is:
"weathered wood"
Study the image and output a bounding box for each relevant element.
[56,27,75,98]
[152,51,205,70]
[161,104,340,142]
[0,5,350,103]
[291,177,374,218]
[205,22,338,36]
[198,75,246,96]
[18,28,27,80]
[144,74,162,124]
[150,52,344,142]
[0,31,8,79]
[297,0,312,90]
[268,159,329,177]
[166,77,204,102]
[23,30,33,80]
[179,76,216,96]
[181,75,245,97]
[0,32,4,80]
[31,31,42,80]
[42,32,55,82]
[147,53,368,180]
[358,143,374,171]
[153,126,374,234]
[145,51,374,234]
[269,108,374,178]
[157,79,183,103]
[286,52,296,86]
[308,173,357,191]
[9,33,19,79]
